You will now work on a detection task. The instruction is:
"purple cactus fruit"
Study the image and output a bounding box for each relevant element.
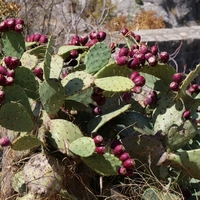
[93,135,104,146]
[149,90,158,99]
[188,86,196,95]
[0,90,5,104]
[150,45,158,55]
[159,51,169,63]
[132,75,146,87]
[93,107,102,115]
[109,42,116,52]
[33,67,44,81]
[119,152,130,162]
[139,44,148,55]
[33,33,41,42]
[9,57,21,69]
[118,47,129,57]
[7,69,15,78]
[6,18,15,30]
[5,76,14,86]
[118,166,127,175]
[134,35,141,43]
[0,66,8,76]
[39,35,48,44]
[130,71,140,81]
[116,56,128,66]
[148,56,158,67]
[183,110,191,119]
[95,146,106,154]
[110,140,121,149]
[0,137,11,147]
[70,50,79,59]
[29,34,35,42]
[123,158,135,169]
[121,27,129,36]
[122,92,132,103]
[0,74,6,86]
[145,52,153,61]
[86,39,99,48]
[79,35,89,46]
[113,144,125,157]
[127,58,140,69]
[133,86,142,93]
[4,56,11,69]
[144,96,153,107]
[126,168,134,176]
[0,20,8,32]
[98,31,106,41]
[25,35,32,42]
[133,52,145,65]
[14,23,23,33]
[91,92,102,102]
[15,18,24,25]
[173,73,182,84]
[96,95,106,106]
[170,81,179,91]
[89,31,99,40]
[128,31,135,38]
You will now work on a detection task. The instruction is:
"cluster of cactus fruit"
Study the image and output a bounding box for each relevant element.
[1,18,200,199]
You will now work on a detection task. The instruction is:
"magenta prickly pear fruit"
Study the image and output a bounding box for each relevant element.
[133,52,145,65]
[93,107,102,115]
[110,140,121,149]
[159,51,169,63]
[39,35,48,44]
[118,47,129,57]
[109,42,116,52]
[7,18,15,30]
[15,18,24,25]
[126,168,134,176]
[0,74,6,86]
[150,45,158,55]
[119,152,130,162]
[86,39,99,48]
[95,146,106,154]
[0,90,5,104]
[144,96,153,107]
[79,35,88,46]
[118,166,127,175]
[91,92,102,102]
[4,56,11,69]
[93,135,104,146]
[132,75,146,87]
[134,34,141,43]
[173,73,182,84]
[121,27,129,36]
[116,56,128,66]
[14,23,23,33]
[5,76,14,86]
[183,110,191,119]
[89,31,99,40]
[127,58,140,69]
[25,35,32,42]
[113,144,125,157]
[130,71,140,81]
[122,92,132,103]
[33,33,41,42]
[148,56,158,67]
[7,69,15,78]
[0,66,8,76]
[139,44,148,55]
[33,67,44,81]
[188,86,196,95]
[123,158,135,169]
[0,20,8,32]
[0,137,11,147]
[96,95,106,106]
[9,57,21,69]
[145,52,153,61]
[98,31,106,41]
[128,31,135,37]
[133,86,142,93]
[170,81,179,91]
[70,50,79,59]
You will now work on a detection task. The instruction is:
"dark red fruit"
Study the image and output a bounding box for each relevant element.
[0,90,5,104]
[93,135,104,146]
[173,73,182,84]
[148,56,158,67]
[183,110,191,119]
[89,31,99,40]
[110,140,121,149]
[188,86,196,95]
[123,158,135,169]
[119,152,130,162]
[70,50,79,59]
[122,92,132,103]
[7,18,15,30]
[139,44,148,55]
[126,168,134,176]
[134,35,141,43]
[113,144,125,157]
[33,33,41,42]
[170,81,179,91]
[9,57,21,69]
[93,107,102,115]
[144,96,153,107]
[0,74,6,86]
[134,52,145,65]
[96,95,106,106]
[127,58,140,69]
[133,86,142,93]
[0,66,8,76]
[86,39,99,48]
[91,92,102,102]
[15,18,24,25]
[128,31,135,37]
[4,56,11,69]
[98,31,106,41]
[109,42,116,52]
[0,137,11,147]
[95,146,106,154]
[145,52,153,61]
[130,71,140,81]
[118,166,127,175]
[39,35,48,44]
[150,45,158,55]
[159,51,169,63]
[116,56,128,66]
[121,27,129,36]
[79,35,88,46]
[132,75,146,87]
[118,47,129,57]
[5,76,14,86]
[14,23,23,33]
[0,20,8,32]
[33,67,44,81]
[29,34,35,42]
[7,70,15,78]
[25,35,32,42]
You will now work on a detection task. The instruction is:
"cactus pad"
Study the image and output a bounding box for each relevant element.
[50,54,64,79]
[82,152,122,176]
[11,135,43,151]
[28,45,47,59]
[1,30,25,58]
[69,137,95,157]
[12,170,26,194]
[85,42,111,74]
[20,52,39,70]
[0,102,34,131]
[95,76,134,92]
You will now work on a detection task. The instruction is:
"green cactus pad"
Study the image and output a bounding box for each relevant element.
[1,30,25,58]
[69,137,95,157]
[85,42,111,74]
[87,104,131,133]
[115,111,154,135]
[63,100,88,111]
[61,71,95,96]
[50,54,64,79]
[20,52,38,70]
[165,119,197,151]
[95,76,134,92]
[139,63,175,86]
[11,135,43,151]
[82,152,122,176]
[48,119,83,155]
[3,84,33,116]
[14,67,39,100]
[0,102,34,131]
[25,41,36,47]
[95,62,132,78]
[57,45,88,59]
[157,150,200,180]
[39,80,65,115]
[12,170,26,194]
[27,44,47,59]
